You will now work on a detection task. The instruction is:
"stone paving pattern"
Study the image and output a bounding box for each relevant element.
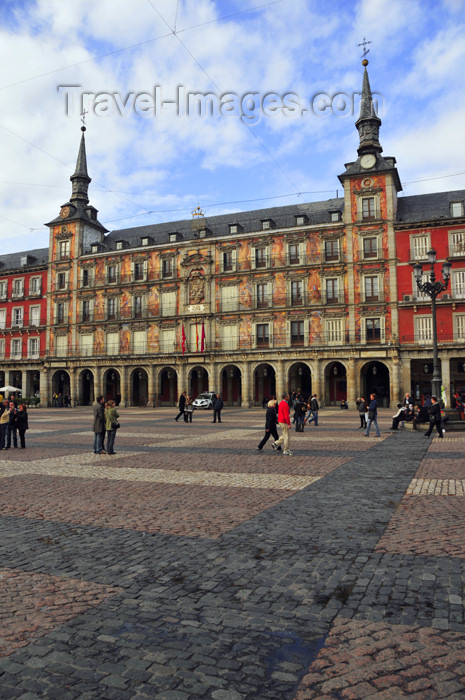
[0,406,464,698]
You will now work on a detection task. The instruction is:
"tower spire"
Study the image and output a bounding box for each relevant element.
[355,59,382,156]
[70,125,91,206]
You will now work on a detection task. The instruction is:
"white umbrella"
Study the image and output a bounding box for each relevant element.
[0,385,22,393]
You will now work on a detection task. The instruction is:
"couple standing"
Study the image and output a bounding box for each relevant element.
[93,395,120,454]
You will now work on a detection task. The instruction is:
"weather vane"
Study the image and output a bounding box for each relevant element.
[357,37,372,60]
[81,107,88,128]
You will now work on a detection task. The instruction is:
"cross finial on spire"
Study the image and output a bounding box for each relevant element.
[357,37,372,60]
[81,107,88,131]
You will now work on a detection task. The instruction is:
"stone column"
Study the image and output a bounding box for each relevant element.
[21,370,28,399]
[94,365,103,399]
[67,367,76,407]
[390,354,401,408]
[41,368,51,407]
[311,358,322,404]
[120,366,129,407]
[241,361,250,407]
[441,356,451,406]
[276,359,285,400]
[153,366,160,407]
[347,357,356,408]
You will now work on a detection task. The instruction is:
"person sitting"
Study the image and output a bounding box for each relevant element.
[391,404,407,430]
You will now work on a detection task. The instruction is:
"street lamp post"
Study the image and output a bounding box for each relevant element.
[413,249,452,401]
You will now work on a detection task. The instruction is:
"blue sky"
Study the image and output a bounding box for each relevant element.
[0,0,464,253]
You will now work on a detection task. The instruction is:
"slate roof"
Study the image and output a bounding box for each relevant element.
[397,189,465,225]
[0,247,48,272]
[104,197,345,250]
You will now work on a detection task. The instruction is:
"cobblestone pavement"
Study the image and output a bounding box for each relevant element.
[0,406,464,699]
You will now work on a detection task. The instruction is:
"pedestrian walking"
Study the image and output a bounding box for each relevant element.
[294,397,306,432]
[357,397,367,428]
[257,399,281,452]
[93,395,106,454]
[307,394,319,426]
[5,401,18,449]
[365,393,381,437]
[212,394,224,423]
[105,399,120,454]
[17,404,29,448]
[184,395,194,423]
[272,393,293,455]
[0,399,10,450]
[175,392,187,422]
[424,395,443,438]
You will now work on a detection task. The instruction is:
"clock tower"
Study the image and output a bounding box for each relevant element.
[338,58,403,403]
[45,126,108,386]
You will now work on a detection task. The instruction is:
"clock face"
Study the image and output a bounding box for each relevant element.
[60,206,70,219]
[360,154,376,169]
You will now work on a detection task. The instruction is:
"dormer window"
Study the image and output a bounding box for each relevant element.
[295,215,307,226]
[115,241,124,250]
[261,219,274,230]
[169,232,182,243]
[330,211,342,222]
[229,223,241,234]
[90,243,100,254]
[451,202,464,218]
[141,237,149,246]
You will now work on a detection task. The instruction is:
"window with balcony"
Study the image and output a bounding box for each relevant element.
[415,315,432,342]
[288,243,300,265]
[291,280,303,305]
[256,284,268,308]
[133,295,143,318]
[57,272,67,290]
[325,318,343,344]
[255,248,267,268]
[82,269,90,287]
[81,300,91,322]
[161,291,176,317]
[363,237,378,259]
[12,279,24,298]
[324,239,339,262]
[162,258,173,278]
[106,332,119,355]
[220,325,238,351]
[12,307,23,327]
[29,277,41,295]
[412,235,429,260]
[256,323,269,347]
[364,276,380,302]
[11,338,22,359]
[107,265,118,284]
[222,250,235,272]
[325,278,339,304]
[453,270,465,298]
[291,320,305,346]
[365,318,381,343]
[0,281,6,299]
[220,285,237,312]
[107,298,117,320]
[450,231,465,257]
[134,262,145,281]
[28,337,39,359]
[56,303,65,324]
[0,338,5,359]
[0,309,5,329]
[59,240,70,260]
[29,306,40,327]
[454,314,465,340]
[361,197,376,221]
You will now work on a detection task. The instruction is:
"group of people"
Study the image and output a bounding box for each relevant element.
[0,397,29,449]
[175,392,224,424]
[52,393,72,407]
[257,392,296,455]
[92,395,120,454]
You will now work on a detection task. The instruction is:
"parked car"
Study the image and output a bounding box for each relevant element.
[192,392,217,409]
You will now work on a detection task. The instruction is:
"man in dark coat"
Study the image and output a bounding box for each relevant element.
[257,399,281,451]
[424,395,443,438]
[175,392,187,422]
[93,395,106,453]
[212,394,224,423]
